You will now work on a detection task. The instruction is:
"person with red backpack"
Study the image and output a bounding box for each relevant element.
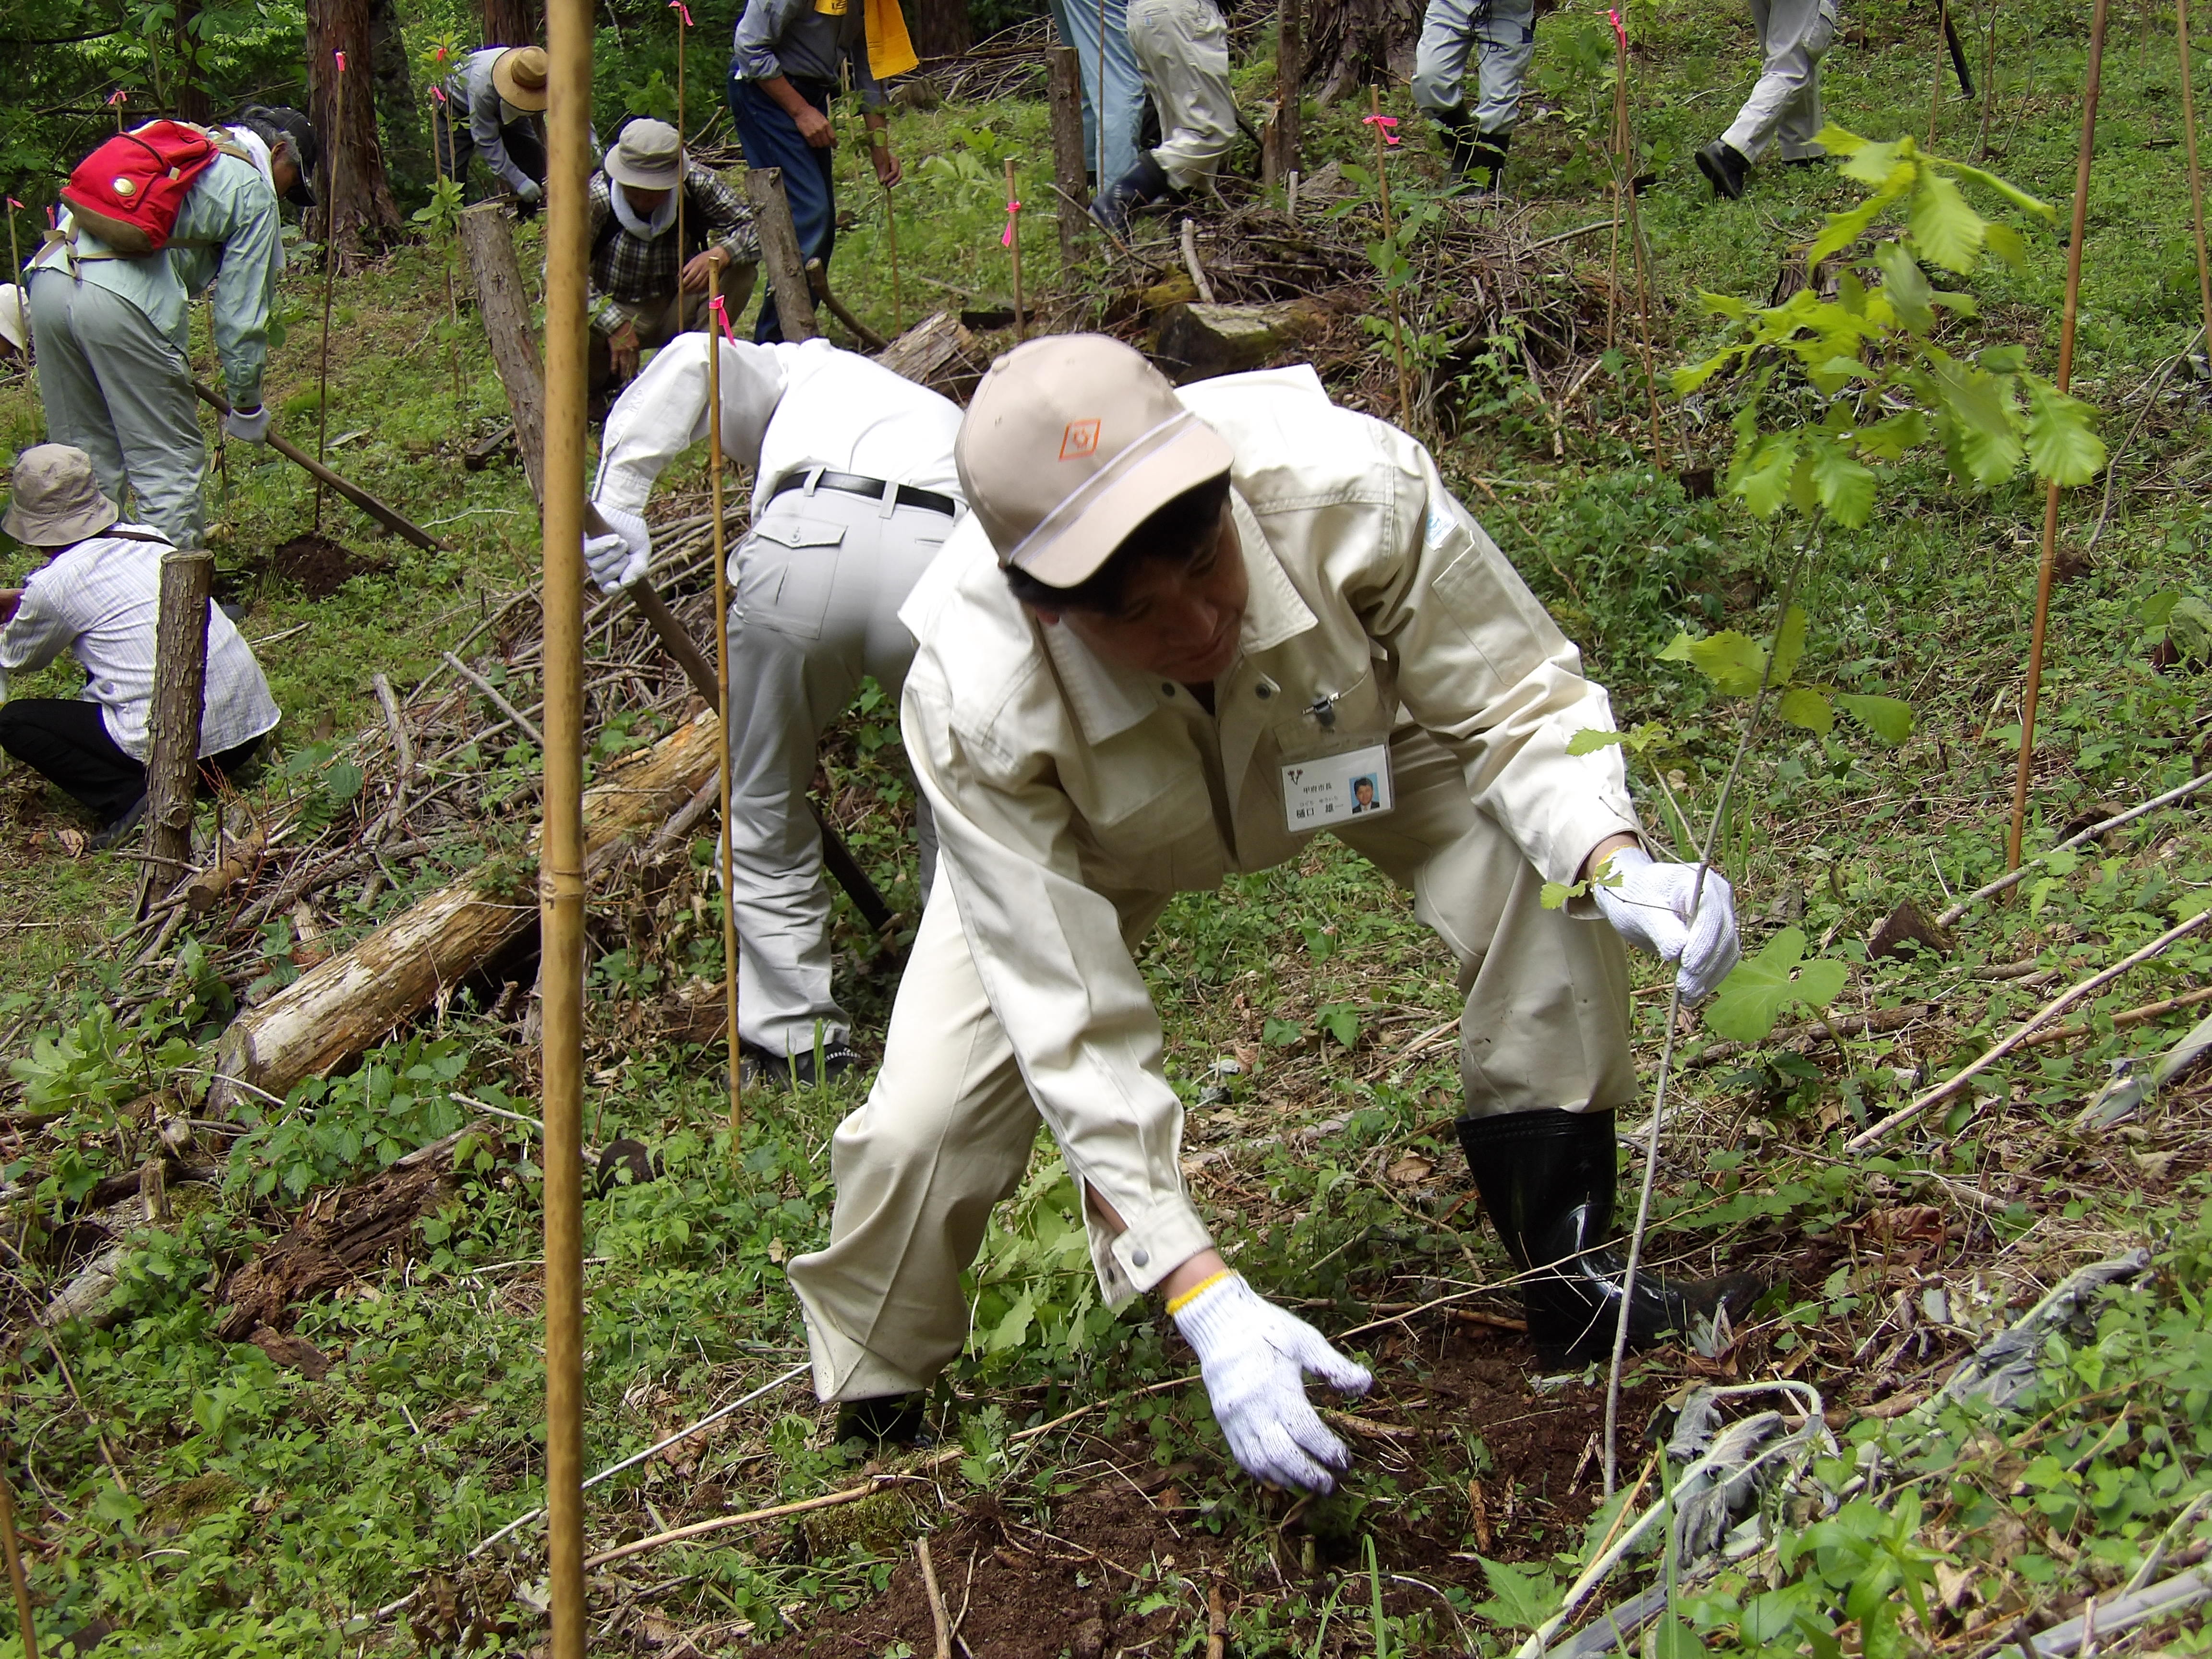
[24,106,317,550]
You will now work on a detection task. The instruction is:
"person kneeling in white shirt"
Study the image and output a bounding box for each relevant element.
[790,336,1758,1473]
[0,445,280,849]
[585,336,963,1088]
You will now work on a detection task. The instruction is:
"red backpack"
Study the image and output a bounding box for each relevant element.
[60,121,239,255]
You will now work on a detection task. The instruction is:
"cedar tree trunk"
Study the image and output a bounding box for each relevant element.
[307,0,406,256]
[909,0,972,59]
[481,0,541,46]
[369,0,429,193]
[173,0,212,123]
[1301,0,1420,103]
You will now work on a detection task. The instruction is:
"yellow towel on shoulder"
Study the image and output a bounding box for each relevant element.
[814,0,918,80]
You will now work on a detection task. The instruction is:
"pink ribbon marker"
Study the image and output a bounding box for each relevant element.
[1002,198,1021,247]
[671,1,695,24]
[1363,112,1401,146]
[335,50,347,71]
[1608,8,1627,48]
[431,84,447,104]
[708,293,738,344]
[5,198,22,211]
[108,90,128,107]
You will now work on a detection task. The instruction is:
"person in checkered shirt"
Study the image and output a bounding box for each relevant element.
[587,120,760,396]
[0,445,277,849]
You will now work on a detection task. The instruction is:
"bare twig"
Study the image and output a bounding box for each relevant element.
[919,1537,953,1659]
[442,652,546,749]
[1936,769,2212,926]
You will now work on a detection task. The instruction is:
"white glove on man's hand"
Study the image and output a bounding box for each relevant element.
[1173,1273,1372,1493]
[1591,845,1741,1002]
[583,504,651,594]
[223,404,271,445]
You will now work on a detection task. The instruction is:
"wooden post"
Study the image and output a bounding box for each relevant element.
[2180,0,2212,349]
[314,49,344,532]
[1005,159,1025,340]
[1048,47,1090,266]
[0,1473,37,1659]
[2007,0,2109,872]
[144,547,216,885]
[458,202,549,503]
[744,167,820,341]
[706,264,744,1146]
[1264,0,1302,188]
[674,0,687,275]
[883,180,904,333]
[541,0,593,1643]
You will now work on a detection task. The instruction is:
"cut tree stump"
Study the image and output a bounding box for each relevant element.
[1154,300,1329,382]
[872,312,984,402]
[458,203,547,502]
[745,168,821,342]
[208,710,728,1115]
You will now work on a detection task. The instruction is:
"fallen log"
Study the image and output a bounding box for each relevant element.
[1153,300,1329,383]
[207,711,726,1116]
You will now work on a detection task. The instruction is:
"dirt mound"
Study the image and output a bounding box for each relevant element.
[269,532,390,599]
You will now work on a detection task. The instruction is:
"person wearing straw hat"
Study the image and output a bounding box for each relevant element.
[586,119,761,395]
[1413,0,1539,191]
[436,45,589,209]
[24,106,318,550]
[1694,0,1839,199]
[0,445,278,849]
[787,335,1756,1475]
[728,0,913,342]
[583,334,962,1086]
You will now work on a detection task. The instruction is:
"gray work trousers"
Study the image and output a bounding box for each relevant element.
[789,723,1637,1402]
[725,481,950,1057]
[1719,0,1838,163]
[1127,0,1237,191]
[1412,0,1538,134]
[26,269,206,548]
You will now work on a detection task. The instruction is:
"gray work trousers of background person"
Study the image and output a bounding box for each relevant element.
[1412,0,1539,134]
[26,269,206,549]
[1719,0,1838,163]
[1126,0,1237,191]
[723,481,950,1058]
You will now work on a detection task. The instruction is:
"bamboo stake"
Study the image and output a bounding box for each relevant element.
[883,179,903,333]
[673,0,687,273]
[2180,0,2212,351]
[313,49,344,533]
[1005,159,1026,340]
[1978,0,2001,157]
[2006,0,2110,874]
[541,0,593,1645]
[1611,11,1666,464]
[0,1473,35,1659]
[707,272,744,1147]
[206,304,228,499]
[1098,0,1110,190]
[1367,87,1411,425]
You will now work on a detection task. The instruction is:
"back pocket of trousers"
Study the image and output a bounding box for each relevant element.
[740,517,848,639]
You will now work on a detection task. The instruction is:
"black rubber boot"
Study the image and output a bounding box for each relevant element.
[1091,152,1171,236]
[1695,139,1750,201]
[1457,1108,1761,1366]
[1462,127,1511,194]
[834,1393,933,1450]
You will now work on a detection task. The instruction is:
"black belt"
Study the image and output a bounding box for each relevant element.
[766,469,959,518]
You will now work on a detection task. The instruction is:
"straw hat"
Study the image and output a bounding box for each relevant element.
[3,445,122,548]
[492,46,552,111]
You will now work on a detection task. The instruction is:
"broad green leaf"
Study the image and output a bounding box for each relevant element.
[1704,927,1851,1042]
[1699,291,1751,318]
[1566,727,1630,756]
[1835,692,1915,744]
[1809,192,1891,264]
[1731,433,1799,517]
[1810,443,1877,527]
[1788,450,1821,516]
[1778,685,1835,733]
[1855,409,1929,458]
[1938,157,2058,223]
[1984,218,2027,267]
[1540,880,1579,911]
[1907,167,1984,272]
[1812,122,1869,156]
[2024,377,2107,486]
[1681,629,1769,696]
[1837,134,1907,188]
[1874,240,1935,333]
[1262,1016,1303,1047]
[1317,1002,1361,1047]
[1770,604,1810,685]
[1471,1557,1563,1635]
[1978,342,2028,373]
[1674,353,1732,396]
[1933,362,2025,485]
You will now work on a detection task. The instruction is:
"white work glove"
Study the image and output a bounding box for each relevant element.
[1591,844,1741,1003]
[515,179,543,204]
[583,504,651,594]
[223,404,271,445]
[1172,1272,1372,1493]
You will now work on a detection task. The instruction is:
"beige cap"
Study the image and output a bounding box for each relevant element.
[605,119,684,190]
[3,445,120,547]
[492,46,552,111]
[956,334,1233,588]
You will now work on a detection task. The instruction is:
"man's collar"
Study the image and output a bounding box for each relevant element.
[1039,488,1318,747]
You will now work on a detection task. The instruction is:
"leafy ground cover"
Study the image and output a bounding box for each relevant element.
[4,0,2212,1652]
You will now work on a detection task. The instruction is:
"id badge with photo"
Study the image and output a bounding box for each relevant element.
[1280,739,1394,833]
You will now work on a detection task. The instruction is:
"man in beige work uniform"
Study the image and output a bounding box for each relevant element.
[790,337,1751,1491]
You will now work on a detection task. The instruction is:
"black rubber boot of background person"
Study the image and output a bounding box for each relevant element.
[1462,127,1511,194]
[1431,107,1483,177]
[835,1393,933,1450]
[1695,139,1751,200]
[1091,152,1172,236]
[1456,1107,1762,1366]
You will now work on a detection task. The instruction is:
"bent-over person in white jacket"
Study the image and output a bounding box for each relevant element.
[789,336,1756,1481]
[585,336,963,1087]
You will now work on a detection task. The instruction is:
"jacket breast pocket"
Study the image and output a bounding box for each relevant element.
[737,516,847,640]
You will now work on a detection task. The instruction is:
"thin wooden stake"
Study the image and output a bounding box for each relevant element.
[1611,14,1667,464]
[0,1475,30,1659]
[2006,0,2110,873]
[1006,159,1026,339]
[540,0,594,1645]
[1931,0,1949,147]
[674,0,687,275]
[1098,0,1111,189]
[2179,0,2212,349]
[1978,0,2001,157]
[313,50,344,533]
[1368,87,1412,425]
[883,179,903,333]
[707,269,744,1147]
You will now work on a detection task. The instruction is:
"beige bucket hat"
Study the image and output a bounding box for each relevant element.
[492,46,552,111]
[4,445,120,547]
[604,120,684,190]
[956,335,1233,588]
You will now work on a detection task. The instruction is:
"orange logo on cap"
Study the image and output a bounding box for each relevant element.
[1058,419,1101,460]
